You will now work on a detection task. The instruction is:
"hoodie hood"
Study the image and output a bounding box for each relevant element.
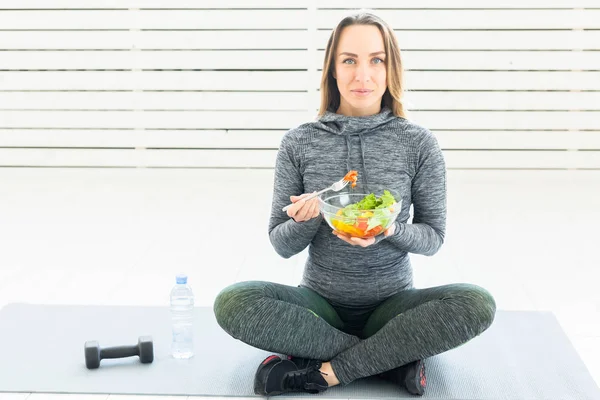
[315,106,397,136]
[313,106,398,191]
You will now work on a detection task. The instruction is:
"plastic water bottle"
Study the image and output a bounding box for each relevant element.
[170,274,194,359]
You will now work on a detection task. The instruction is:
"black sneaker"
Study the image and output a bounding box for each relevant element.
[254,355,329,396]
[378,359,426,396]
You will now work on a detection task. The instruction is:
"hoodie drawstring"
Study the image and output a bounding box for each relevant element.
[345,135,352,176]
[358,133,369,192]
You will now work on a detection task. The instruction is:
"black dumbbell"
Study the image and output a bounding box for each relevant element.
[84,336,154,369]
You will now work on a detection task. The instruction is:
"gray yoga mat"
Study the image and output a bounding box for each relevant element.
[0,303,598,399]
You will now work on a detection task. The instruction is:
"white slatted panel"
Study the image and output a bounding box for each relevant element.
[318,50,599,71]
[0,2,598,170]
[0,149,597,169]
[1,0,308,7]
[2,9,598,30]
[3,91,599,111]
[317,10,600,29]
[402,72,600,91]
[0,51,309,70]
[4,50,600,71]
[0,31,308,50]
[1,130,599,150]
[315,0,600,7]
[401,92,600,111]
[0,92,310,110]
[3,111,599,130]
[3,0,598,8]
[0,111,312,129]
[1,71,597,91]
[4,30,600,51]
[0,10,308,29]
[323,30,600,51]
[0,71,309,90]
[0,130,287,148]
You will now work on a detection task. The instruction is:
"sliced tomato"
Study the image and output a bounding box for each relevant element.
[364,225,383,237]
[356,217,368,232]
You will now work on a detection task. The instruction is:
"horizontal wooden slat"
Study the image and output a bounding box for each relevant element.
[0,31,308,50]
[2,0,597,8]
[0,0,307,8]
[0,148,278,168]
[0,32,133,50]
[2,50,597,70]
[317,0,600,7]
[406,111,600,130]
[317,50,600,71]
[0,50,308,70]
[0,71,309,91]
[0,130,286,148]
[4,30,599,51]
[0,111,311,129]
[2,71,597,91]
[0,10,308,29]
[1,111,599,130]
[2,91,598,111]
[3,10,597,31]
[313,91,600,111]
[400,92,600,111]
[1,130,599,150]
[316,30,600,51]
[435,131,600,150]
[0,148,597,169]
[0,92,309,110]
[443,150,600,169]
[401,71,600,91]
[317,9,598,29]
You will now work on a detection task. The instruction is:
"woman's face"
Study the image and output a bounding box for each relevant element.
[333,24,387,117]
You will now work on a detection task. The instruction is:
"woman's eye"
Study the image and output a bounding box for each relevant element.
[342,58,384,64]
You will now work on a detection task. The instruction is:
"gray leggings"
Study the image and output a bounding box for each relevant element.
[213,280,496,385]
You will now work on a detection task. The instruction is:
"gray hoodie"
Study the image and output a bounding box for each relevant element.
[268,106,447,307]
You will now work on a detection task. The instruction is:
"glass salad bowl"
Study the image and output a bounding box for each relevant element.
[319,189,402,238]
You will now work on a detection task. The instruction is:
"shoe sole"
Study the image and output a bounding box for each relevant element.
[404,359,426,396]
[253,355,282,396]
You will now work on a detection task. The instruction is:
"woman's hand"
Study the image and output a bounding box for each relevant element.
[287,192,320,223]
[333,223,396,247]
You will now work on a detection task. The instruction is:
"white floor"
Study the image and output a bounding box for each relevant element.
[0,167,599,400]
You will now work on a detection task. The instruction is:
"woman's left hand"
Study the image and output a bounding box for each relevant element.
[333,223,396,247]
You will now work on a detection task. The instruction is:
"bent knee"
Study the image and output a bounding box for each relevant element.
[469,284,496,331]
[453,284,497,334]
[213,281,267,335]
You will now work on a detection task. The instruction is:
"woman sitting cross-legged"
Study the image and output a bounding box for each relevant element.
[213,10,496,397]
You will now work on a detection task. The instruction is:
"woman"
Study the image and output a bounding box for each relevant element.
[213,11,496,397]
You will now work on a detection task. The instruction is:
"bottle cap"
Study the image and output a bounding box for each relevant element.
[176,274,188,284]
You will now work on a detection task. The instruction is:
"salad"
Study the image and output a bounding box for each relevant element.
[331,190,398,238]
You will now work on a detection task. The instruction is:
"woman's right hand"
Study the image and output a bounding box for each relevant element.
[287,192,320,223]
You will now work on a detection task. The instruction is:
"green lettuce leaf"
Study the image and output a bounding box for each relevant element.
[338,191,398,229]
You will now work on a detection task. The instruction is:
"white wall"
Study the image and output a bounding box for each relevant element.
[0,0,598,169]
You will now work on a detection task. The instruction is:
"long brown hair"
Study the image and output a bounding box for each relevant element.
[318,11,407,118]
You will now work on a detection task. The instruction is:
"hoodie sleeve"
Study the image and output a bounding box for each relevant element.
[268,134,323,259]
[385,131,447,256]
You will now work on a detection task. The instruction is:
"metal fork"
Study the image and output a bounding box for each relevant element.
[282,177,349,212]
